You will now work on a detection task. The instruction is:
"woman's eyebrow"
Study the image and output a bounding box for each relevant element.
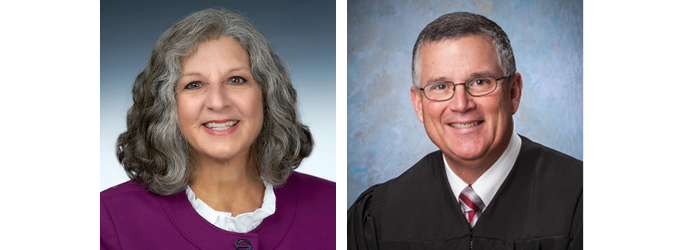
[181,67,251,77]
[227,67,250,73]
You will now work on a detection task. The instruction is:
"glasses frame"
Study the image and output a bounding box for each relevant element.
[417,75,511,101]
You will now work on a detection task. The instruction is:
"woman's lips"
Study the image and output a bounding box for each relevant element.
[202,120,239,135]
[204,120,238,130]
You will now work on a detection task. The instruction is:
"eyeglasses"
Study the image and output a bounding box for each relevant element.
[417,75,510,101]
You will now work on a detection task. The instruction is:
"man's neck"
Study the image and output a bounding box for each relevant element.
[444,132,522,209]
[445,160,490,185]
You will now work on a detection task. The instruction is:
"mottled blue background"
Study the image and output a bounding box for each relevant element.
[347,0,583,207]
[101,0,336,191]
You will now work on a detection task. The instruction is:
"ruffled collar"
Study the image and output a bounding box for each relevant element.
[185,181,276,233]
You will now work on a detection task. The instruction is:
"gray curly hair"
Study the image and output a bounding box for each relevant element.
[412,12,516,89]
[116,8,313,195]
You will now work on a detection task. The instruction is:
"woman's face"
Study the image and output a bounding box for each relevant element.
[176,36,264,165]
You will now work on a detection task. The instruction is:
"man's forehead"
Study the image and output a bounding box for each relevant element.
[420,34,495,53]
[418,36,502,82]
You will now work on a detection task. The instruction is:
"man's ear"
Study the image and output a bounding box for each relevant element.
[410,86,425,123]
[509,72,523,115]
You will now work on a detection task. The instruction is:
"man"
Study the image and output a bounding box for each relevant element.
[348,12,582,250]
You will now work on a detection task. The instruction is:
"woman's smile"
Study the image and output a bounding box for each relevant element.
[204,120,238,131]
[202,120,240,136]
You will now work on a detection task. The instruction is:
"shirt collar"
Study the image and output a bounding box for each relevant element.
[444,131,522,208]
[185,180,276,233]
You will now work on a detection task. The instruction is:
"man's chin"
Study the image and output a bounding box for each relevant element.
[443,150,488,164]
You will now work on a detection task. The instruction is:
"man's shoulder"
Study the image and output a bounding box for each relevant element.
[520,135,581,162]
[514,135,582,196]
[518,135,582,176]
[359,150,448,208]
[388,150,445,185]
[348,150,465,242]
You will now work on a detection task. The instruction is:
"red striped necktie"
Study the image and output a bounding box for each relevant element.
[458,185,485,228]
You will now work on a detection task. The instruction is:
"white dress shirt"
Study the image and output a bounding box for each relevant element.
[444,132,522,208]
[185,181,276,233]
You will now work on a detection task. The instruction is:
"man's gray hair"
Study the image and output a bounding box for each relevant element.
[116,8,313,195]
[412,12,516,88]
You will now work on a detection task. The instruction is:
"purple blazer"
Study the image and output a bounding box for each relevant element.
[101,172,336,249]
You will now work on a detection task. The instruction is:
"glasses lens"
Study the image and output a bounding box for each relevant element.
[467,77,497,96]
[424,83,454,101]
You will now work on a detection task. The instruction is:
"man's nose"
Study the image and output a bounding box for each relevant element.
[448,84,474,112]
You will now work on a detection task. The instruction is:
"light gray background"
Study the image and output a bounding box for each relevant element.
[101,0,336,191]
[347,0,583,206]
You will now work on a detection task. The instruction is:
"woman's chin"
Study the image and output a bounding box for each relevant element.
[194,149,248,165]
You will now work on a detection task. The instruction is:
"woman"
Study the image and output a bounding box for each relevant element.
[100,8,335,249]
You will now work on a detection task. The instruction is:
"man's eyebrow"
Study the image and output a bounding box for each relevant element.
[426,76,450,84]
[468,71,501,79]
[181,67,250,77]
[427,71,501,84]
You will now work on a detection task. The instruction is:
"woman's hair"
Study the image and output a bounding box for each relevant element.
[116,8,313,195]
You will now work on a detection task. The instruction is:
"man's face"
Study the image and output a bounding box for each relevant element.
[410,35,522,169]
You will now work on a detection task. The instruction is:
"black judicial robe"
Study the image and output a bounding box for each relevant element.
[348,135,582,250]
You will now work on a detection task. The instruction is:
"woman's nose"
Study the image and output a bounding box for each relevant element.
[205,85,231,111]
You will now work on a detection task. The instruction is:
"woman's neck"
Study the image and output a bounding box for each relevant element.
[189,155,265,217]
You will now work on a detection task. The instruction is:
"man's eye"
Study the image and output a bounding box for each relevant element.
[430,83,447,91]
[229,76,247,85]
[472,78,495,86]
[185,81,203,89]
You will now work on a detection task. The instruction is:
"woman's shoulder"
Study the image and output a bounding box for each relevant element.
[287,171,335,190]
[100,181,164,215]
[100,181,208,249]
[101,181,150,200]
[283,171,335,209]
[274,172,335,247]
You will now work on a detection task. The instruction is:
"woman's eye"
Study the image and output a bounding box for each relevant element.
[185,81,203,89]
[229,76,247,85]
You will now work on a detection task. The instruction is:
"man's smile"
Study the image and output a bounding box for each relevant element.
[448,121,483,129]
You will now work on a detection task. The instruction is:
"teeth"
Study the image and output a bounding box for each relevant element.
[450,121,480,129]
[204,121,238,130]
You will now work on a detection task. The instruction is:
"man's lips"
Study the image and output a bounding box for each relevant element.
[448,121,483,129]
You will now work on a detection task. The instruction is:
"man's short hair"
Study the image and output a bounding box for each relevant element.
[412,12,516,88]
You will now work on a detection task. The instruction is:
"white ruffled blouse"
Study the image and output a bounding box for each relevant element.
[185,181,276,233]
